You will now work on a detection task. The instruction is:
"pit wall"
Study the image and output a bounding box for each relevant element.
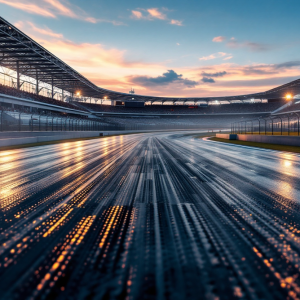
[0,131,147,148]
[216,133,300,147]
[0,131,101,147]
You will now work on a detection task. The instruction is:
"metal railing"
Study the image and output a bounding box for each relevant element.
[0,110,102,132]
[231,112,300,135]
[0,110,212,132]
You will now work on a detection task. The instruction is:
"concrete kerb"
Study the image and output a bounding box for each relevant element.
[216,133,237,140]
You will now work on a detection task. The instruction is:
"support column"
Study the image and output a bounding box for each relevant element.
[36,70,39,95]
[16,61,20,90]
[51,76,54,99]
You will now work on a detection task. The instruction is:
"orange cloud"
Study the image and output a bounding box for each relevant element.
[131,7,183,25]
[124,61,300,98]
[0,0,55,17]
[212,36,271,52]
[147,8,166,20]
[131,10,143,19]
[16,21,164,73]
[212,36,226,42]
[199,52,231,61]
[170,19,183,26]
[10,21,300,98]
[44,0,75,18]
[15,21,64,38]
[0,0,123,25]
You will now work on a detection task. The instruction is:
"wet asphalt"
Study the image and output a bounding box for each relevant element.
[0,132,300,300]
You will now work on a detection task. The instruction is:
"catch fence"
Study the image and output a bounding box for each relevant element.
[231,112,300,135]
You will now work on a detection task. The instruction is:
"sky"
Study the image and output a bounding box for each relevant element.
[1,0,300,97]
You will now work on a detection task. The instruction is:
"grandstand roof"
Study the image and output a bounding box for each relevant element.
[0,16,300,102]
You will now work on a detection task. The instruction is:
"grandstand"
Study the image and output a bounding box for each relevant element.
[0,15,300,131]
[79,100,285,115]
[275,99,300,114]
[0,83,87,111]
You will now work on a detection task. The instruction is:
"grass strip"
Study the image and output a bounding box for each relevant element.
[210,137,300,154]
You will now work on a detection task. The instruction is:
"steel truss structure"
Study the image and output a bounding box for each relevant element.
[1,16,300,103]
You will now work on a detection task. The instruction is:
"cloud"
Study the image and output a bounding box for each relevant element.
[13,21,158,71]
[16,21,63,38]
[200,71,227,84]
[242,66,277,76]
[201,77,215,83]
[112,61,300,96]
[147,8,166,20]
[6,19,300,98]
[216,76,300,88]
[130,70,198,88]
[240,61,300,76]
[170,19,183,26]
[223,56,233,61]
[273,61,300,69]
[131,8,166,20]
[0,0,123,25]
[212,36,226,42]
[44,0,76,18]
[201,71,227,78]
[199,52,231,61]
[0,0,56,17]
[131,10,143,19]
[212,36,271,52]
[130,7,183,25]
[227,40,270,52]
[84,17,124,26]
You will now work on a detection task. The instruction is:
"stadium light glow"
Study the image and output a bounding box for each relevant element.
[286,94,292,100]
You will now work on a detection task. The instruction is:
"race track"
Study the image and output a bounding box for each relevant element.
[0,132,300,300]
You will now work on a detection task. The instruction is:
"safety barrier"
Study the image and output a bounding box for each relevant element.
[231,112,300,135]
[0,110,102,131]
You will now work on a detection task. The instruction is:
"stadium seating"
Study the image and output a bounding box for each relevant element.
[0,84,87,111]
[80,101,285,115]
[278,101,300,114]
[99,114,263,130]
[0,104,91,119]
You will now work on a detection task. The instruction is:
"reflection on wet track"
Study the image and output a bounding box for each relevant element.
[1,132,300,299]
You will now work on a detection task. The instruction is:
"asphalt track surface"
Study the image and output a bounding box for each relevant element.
[0,132,300,300]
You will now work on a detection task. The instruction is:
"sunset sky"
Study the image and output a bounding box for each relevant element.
[1,0,300,97]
